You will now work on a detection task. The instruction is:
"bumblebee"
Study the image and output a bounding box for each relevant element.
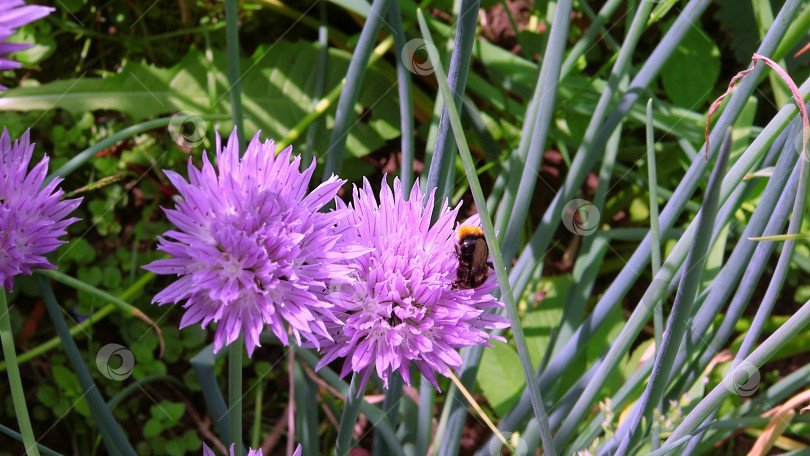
[453,226,492,289]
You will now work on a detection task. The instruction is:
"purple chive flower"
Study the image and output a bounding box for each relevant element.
[144,128,352,356]
[317,177,509,392]
[203,443,302,456]
[0,127,81,291]
[0,1,53,87]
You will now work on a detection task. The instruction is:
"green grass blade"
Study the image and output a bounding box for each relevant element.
[106,375,184,411]
[302,0,330,167]
[373,375,402,456]
[773,5,810,61]
[613,129,732,455]
[293,358,319,456]
[225,0,245,150]
[278,35,394,151]
[424,0,480,218]
[560,0,623,77]
[670,132,798,402]
[749,232,810,241]
[0,289,39,456]
[191,344,230,443]
[710,113,810,455]
[507,19,809,449]
[36,274,136,456]
[35,269,163,352]
[387,0,415,194]
[683,119,809,456]
[646,98,663,450]
[0,271,156,373]
[417,377,435,456]
[421,2,483,452]
[292,346,404,456]
[417,9,557,456]
[251,379,263,450]
[335,374,364,456]
[753,0,791,106]
[666,296,810,444]
[47,117,173,184]
[323,0,391,179]
[500,0,573,263]
[228,338,244,453]
[0,423,61,456]
[544,82,625,369]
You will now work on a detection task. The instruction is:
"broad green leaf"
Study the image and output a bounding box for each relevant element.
[52,365,81,395]
[0,42,400,159]
[183,429,202,451]
[8,24,55,65]
[102,266,122,289]
[477,340,525,417]
[714,0,759,63]
[77,265,103,288]
[36,384,58,407]
[150,400,185,424]
[51,365,91,417]
[522,275,571,368]
[143,419,163,438]
[660,21,720,108]
[165,438,185,456]
[629,197,651,222]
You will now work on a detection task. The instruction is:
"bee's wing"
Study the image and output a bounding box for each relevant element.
[472,238,489,270]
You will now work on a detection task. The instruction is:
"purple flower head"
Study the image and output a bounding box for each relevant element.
[317,177,509,392]
[144,128,352,356]
[203,443,302,456]
[0,1,54,86]
[0,127,82,291]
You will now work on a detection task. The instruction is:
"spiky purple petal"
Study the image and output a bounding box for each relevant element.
[203,443,302,456]
[318,177,508,393]
[0,127,81,291]
[0,1,53,80]
[144,128,351,356]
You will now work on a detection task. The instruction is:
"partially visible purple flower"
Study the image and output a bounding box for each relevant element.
[203,443,302,456]
[0,127,81,291]
[144,128,352,356]
[317,177,509,392]
[0,1,53,87]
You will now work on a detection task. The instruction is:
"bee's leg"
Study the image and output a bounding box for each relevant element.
[487,261,494,269]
